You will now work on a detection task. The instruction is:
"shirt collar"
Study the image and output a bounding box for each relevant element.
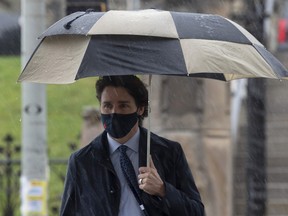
[108,128,140,155]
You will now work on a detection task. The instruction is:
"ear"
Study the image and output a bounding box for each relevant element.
[137,106,145,116]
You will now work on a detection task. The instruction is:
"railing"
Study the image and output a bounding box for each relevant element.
[0,134,77,216]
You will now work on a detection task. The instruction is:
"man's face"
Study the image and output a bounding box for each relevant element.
[100,86,140,115]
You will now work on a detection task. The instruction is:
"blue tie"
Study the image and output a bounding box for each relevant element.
[119,145,148,215]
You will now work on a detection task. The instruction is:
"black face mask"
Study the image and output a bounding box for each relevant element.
[101,112,138,139]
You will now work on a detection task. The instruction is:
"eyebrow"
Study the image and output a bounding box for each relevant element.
[101,100,131,104]
[118,100,131,104]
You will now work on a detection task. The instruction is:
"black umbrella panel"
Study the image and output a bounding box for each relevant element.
[18,9,288,84]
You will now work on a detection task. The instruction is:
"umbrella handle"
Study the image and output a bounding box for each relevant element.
[146,75,152,167]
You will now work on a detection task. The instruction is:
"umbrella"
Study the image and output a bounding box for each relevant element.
[17,9,288,165]
[18,9,288,84]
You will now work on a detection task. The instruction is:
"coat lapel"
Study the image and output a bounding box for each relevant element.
[138,127,165,179]
[139,127,148,167]
[91,132,116,174]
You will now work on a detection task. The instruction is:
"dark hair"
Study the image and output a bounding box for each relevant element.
[95,75,148,125]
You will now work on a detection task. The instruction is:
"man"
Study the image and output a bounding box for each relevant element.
[60,75,204,216]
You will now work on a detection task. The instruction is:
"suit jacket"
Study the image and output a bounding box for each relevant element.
[60,127,204,216]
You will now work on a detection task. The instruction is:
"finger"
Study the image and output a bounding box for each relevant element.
[139,166,150,174]
[138,173,147,180]
[139,183,145,190]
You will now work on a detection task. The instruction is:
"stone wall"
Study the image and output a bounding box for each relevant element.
[145,76,232,216]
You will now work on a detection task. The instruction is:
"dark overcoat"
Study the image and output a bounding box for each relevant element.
[60,127,204,216]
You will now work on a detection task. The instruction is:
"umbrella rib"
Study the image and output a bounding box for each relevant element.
[64,9,95,30]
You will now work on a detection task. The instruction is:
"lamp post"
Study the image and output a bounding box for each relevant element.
[244,1,267,215]
[20,0,48,215]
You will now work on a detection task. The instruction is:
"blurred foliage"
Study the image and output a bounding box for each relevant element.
[46,73,99,158]
[0,56,99,215]
[0,56,99,156]
[0,56,21,141]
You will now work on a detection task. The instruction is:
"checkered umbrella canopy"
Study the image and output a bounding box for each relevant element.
[18,9,288,84]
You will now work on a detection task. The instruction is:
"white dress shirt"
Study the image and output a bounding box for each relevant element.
[107,128,142,216]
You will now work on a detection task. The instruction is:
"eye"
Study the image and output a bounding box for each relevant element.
[119,103,129,109]
[103,103,112,109]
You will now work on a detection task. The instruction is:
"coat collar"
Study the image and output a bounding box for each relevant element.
[90,127,166,170]
[107,128,140,155]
